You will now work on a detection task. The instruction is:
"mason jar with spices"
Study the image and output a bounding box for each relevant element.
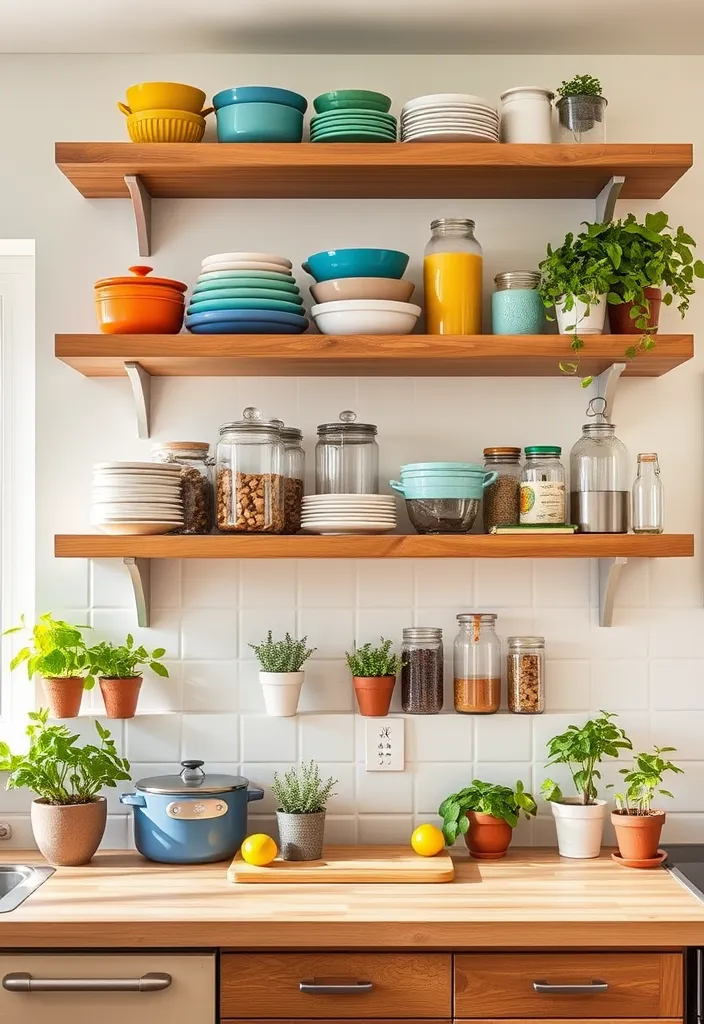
[453,613,501,714]
[152,441,213,535]
[520,446,566,524]
[507,637,545,714]
[401,627,443,714]
[483,447,521,532]
[491,271,544,335]
[216,407,285,533]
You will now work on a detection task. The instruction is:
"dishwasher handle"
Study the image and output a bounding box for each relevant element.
[300,978,374,995]
[3,971,172,993]
[533,979,609,995]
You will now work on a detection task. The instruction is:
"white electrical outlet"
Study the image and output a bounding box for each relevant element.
[364,718,405,771]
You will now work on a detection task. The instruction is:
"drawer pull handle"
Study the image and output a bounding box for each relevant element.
[533,980,609,995]
[2,972,172,993]
[300,979,374,995]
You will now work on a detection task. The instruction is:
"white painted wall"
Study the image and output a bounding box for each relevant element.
[0,53,702,851]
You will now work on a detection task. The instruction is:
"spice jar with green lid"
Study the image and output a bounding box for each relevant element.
[520,446,566,524]
[483,447,521,532]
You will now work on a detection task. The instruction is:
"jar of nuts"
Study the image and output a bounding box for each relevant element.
[507,636,545,714]
[216,407,285,533]
[281,425,305,534]
[152,441,214,535]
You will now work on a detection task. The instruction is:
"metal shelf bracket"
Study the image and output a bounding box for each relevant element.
[595,174,626,223]
[124,174,152,257]
[595,361,626,420]
[123,557,151,627]
[124,360,152,439]
[598,556,628,627]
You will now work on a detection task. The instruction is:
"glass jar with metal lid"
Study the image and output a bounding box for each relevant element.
[152,441,213,535]
[216,407,284,533]
[316,410,379,494]
[454,613,501,714]
[520,446,566,524]
[424,218,483,335]
[401,626,443,714]
[491,271,544,335]
[280,425,305,534]
[483,447,522,532]
[570,398,629,533]
[507,637,545,714]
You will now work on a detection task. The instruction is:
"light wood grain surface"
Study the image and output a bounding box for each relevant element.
[228,845,455,884]
[0,850,703,949]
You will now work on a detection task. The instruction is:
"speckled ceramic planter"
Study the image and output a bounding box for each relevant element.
[276,810,326,861]
[31,797,107,866]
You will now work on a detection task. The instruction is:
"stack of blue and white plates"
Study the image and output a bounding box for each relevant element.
[186,252,309,334]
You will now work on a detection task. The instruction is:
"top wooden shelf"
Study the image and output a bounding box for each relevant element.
[55,143,693,200]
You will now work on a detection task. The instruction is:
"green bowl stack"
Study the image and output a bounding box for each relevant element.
[310,89,396,143]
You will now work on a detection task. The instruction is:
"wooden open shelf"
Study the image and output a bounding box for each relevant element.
[55,334,694,379]
[55,143,693,200]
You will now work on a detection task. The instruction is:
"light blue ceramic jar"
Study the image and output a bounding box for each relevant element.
[492,271,544,335]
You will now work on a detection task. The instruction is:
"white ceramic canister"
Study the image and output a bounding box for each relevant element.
[550,798,606,858]
[259,671,304,717]
[555,294,607,335]
[500,86,554,143]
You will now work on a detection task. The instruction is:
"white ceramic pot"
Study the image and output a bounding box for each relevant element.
[260,671,304,717]
[500,86,554,143]
[551,797,606,859]
[555,294,607,335]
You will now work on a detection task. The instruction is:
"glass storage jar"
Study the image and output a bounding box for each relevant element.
[520,446,566,524]
[216,407,285,533]
[483,447,522,532]
[424,218,484,335]
[281,425,305,534]
[491,271,544,335]
[316,410,379,494]
[507,636,545,714]
[453,613,501,714]
[152,441,213,535]
[570,398,629,533]
[401,627,443,714]
[632,452,664,534]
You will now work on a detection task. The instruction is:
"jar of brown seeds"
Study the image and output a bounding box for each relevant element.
[216,408,285,533]
[483,447,521,532]
[507,636,545,714]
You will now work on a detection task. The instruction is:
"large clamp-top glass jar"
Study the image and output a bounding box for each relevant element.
[424,218,484,335]
[570,398,629,533]
[316,410,379,494]
[216,407,285,533]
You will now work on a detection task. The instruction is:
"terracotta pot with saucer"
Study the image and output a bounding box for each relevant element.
[611,809,666,867]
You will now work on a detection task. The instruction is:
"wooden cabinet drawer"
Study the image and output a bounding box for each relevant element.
[454,953,683,1019]
[221,953,452,1019]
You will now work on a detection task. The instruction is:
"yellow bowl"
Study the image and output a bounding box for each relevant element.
[125,108,206,143]
[126,80,206,114]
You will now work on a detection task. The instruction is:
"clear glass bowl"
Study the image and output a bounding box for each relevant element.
[406,497,479,534]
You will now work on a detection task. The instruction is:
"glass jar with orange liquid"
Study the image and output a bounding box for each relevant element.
[423,218,484,334]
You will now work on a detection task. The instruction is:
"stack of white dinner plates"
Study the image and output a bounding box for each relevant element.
[91,462,184,535]
[301,494,397,535]
[401,93,500,143]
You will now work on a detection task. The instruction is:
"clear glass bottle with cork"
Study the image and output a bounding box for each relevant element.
[632,453,664,534]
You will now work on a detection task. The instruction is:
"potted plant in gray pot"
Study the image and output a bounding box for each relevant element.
[3,613,93,719]
[346,637,403,716]
[271,760,337,861]
[556,73,607,143]
[87,633,169,719]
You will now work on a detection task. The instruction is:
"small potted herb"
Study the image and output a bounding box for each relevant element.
[3,614,92,719]
[556,73,607,143]
[610,746,683,865]
[345,637,403,717]
[249,631,316,717]
[439,779,536,860]
[0,708,131,866]
[538,229,612,344]
[541,710,632,859]
[87,635,169,719]
[270,760,337,861]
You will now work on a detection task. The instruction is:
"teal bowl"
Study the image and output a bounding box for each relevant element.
[216,101,304,142]
[401,462,485,474]
[194,272,299,292]
[313,90,392,114]
[191,287,303,305]
[390,472,497,500]
[303,248,409,282]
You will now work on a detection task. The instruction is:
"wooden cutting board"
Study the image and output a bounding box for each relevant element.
[227,844,454,884]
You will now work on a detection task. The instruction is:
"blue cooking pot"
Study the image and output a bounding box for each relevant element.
[120,759,264,864]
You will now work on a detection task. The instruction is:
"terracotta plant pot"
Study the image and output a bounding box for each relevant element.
[612,809,665,863]
[276,810,326,861]
[609,286,662,334]
[464,811,514,860]
[353,675,395,716]
[42,677,84,719]
[31,797,107,866]
[99,676,143,719]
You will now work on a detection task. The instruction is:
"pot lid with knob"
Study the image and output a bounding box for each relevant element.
[135,760,249,795]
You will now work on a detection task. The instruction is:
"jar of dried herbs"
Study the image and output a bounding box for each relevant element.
[507,636,545,714]
[483,447,521,532]
[401,627,443,714]
[152,441,213,534]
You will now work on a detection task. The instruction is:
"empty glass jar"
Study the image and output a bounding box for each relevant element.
[453,613,501,714]
[315,410,379,494]
[216,407,284,533]
[401,627,444,714]
[281,425,305,534]
[632,453,664,534]
[570,398,629,533]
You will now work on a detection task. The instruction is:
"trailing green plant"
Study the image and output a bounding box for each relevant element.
[541,710,632,806]
[0,708,131,806]
[249,631,316,673]
[270,760,337,814]
[87,634,168,682]
[345,637,404,677]
[4,613,93,686]
[557,74,602,98]
[610,745,683,815]
[439,779,536,845]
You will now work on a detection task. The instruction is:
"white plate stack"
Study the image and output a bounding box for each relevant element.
[91,462,184,535]
[301,494,397,535]
[401,93,500,143]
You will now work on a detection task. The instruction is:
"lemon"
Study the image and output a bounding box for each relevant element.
[411,823,445,857]
[241,833,278,866]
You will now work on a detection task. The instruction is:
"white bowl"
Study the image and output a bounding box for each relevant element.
[201,252,293,269]
[311,299,421,336]
[198,261,293,275]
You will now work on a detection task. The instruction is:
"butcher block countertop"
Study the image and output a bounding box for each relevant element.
[2,848,704,949]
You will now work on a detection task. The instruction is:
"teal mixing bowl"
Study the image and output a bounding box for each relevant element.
[390,472,497,500]
[303,248,409,282]
[216,101,304,142]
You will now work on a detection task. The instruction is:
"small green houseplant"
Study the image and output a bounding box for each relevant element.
[556,73,606,142]
[3,613,92,719]
[439,779,536,859]
[541,711,632,859]
[0,708,131,866]
[249,632,316,718]
[271,761,337,861]
[87,634,168,720]
[345,638,403,717]
[610,745,683,864]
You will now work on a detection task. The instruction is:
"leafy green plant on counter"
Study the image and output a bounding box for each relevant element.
[271,760,337,814]
[87,634,168,683]
[557,74,603,98]
[345,637,404,677]
[0,708,131,805]
[3,613,93,686]
[249,631,316,672]
[541,710,632,806]
[439,779,537,845]
[610,746,683,815]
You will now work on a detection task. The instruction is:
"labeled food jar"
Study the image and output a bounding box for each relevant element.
[570,398,629,534]
[216,407,284,533]
[491,272,544,335]
[281,425,305,534]
[520,446,566,524]
[316,410,379,494]
[94,265,187,335]
[500,86,554,143]
[424,218,483,335]
[507,637,545,714]
[152,441,213,535]
[454,613,501,714]
[401,627,443,714]
[482,448,521,532]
